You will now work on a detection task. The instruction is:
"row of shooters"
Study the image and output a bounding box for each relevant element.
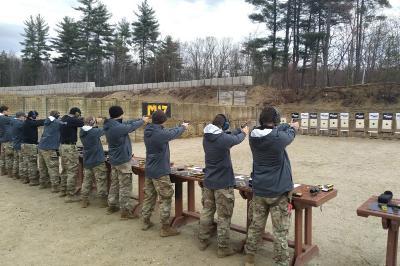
[0,104,299,266]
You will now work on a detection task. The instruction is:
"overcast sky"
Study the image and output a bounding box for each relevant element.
[0,0,399,54]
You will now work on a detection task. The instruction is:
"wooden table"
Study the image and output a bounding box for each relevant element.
[357,196,400,266]
[170,172,337,266]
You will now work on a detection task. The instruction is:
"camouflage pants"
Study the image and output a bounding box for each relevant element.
[199,187,235,248]
[0,143,6,175]
[12,149,23,179]
[141,175,174,225]
[245,195,291,266]
[21,144,39,184]
[38,149,60,187]
[81,163,108,199]
[4,142,14,176]
[60,144,78,195]
[108,161,136,212]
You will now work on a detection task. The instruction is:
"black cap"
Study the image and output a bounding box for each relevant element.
[28,110,39,118]
[109,106,124,119]
[69,107,81,115]
[152,110,167,125]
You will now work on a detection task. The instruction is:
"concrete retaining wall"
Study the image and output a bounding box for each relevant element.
[0,76,253,96]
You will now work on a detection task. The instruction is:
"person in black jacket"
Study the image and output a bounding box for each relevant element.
[21,111,45,185]
[244,106,299,266]
[11,112,26,180]
[198,114,248,257]
[59,107,84,202]
[141,110,188,236]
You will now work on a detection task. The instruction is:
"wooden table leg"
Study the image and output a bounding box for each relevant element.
[171,181,185,228]
[187,180,195,212]
[385,219,399,266]
[293,207,304,266]
[305,207,312,245]
[132,172,145,216]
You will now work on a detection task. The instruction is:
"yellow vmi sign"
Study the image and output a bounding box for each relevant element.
[142,102,172,117]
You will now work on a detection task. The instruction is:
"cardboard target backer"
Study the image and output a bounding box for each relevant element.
[301,113,309,128]
[281,117,287,124]
[396,113,400,120]
[382,113,393,131]
[355,113,365,129]
[369,113,379,129]
[310,113,318,127]
[320,113,329,129]
[329,113,339,128]
[340,113,349,128]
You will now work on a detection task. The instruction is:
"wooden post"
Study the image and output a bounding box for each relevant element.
[305,207,313,245]
[386,219,399,266]
[187,180,195,212]
[294,207,304,260]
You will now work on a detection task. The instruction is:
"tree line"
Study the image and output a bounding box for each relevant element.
[0,0,398,90]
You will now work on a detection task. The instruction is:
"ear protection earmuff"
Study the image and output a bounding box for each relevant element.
[218,114,230,131]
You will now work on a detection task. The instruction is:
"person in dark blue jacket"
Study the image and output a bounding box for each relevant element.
[80,116,108,208]
[11,112,26,180]
[0,105,13,176]
[141,110,188,237]
[38,110,64,191]
[103,105,149,220]
[244,106,299,266]
[198,114,248,257]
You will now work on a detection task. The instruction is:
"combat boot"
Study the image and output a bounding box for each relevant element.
[160,225,180,237]
[81,198,90,208]
[58,190,67,197]
[22,178,30,184]
[141,218,154,231]
[51,185,59,193]
[244,254,255,266]
[217,247,236,258]
[99,197,108,208]
[39,183,49,189]
[198,239,210,251]
[120,210,139,220]
[29,181,39,186]
[64,195,80,203]
[106,205,120,215]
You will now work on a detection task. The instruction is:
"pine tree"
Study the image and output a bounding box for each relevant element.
[113,19,132,84]
[132,0,160,83]
[74,0,113,84]
[20,14,51,85]
[156,36,182,82]
[52,16,80,82]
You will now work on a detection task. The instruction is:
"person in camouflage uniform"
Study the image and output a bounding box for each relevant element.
[21,111,45,185]
[11,112,26,180]
[59,107,84,203]
[38,110,64,191]
[0,105,13,177]
[141,110,188,237]
[103,106,148,220]
[244,106,299,266]
[80,116,108,208]
[199,114,248,257]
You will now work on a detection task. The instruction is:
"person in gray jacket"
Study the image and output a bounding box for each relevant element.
[38,110,64,191]
[0,105,13,177]
[103,105,149,220]
[198,114,248,257]
[80,116,108,208]
[11,112,26,180]
[141,110,188,237]
[244,106,299,266]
